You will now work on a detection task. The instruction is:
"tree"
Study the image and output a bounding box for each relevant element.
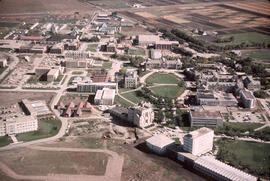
[119,67,127,75]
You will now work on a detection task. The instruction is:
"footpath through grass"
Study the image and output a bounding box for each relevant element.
[145,72,180,84]
[216,138,270,179]
[16,118,61,142]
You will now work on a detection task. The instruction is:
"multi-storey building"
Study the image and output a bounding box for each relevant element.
[0,116,38,136]
[146,135,175,154]
[243,76,261,91]
[240,89,256,109]
[183,127,214,156]
[94,88,116,105]
[77,82,117,93]
[124,71,137,88]
[146,58,182,70]
[189,110,223,128]
[0,58,7,68]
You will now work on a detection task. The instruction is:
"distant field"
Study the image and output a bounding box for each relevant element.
[216,138,270,179]
[244,50,270,61]
[0,22,18,28]
[216,32,270,46]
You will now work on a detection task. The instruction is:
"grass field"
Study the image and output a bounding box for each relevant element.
[139,70,151,77]
[114,95,133,107]
[0,136,12,147]
[245,50,270,61]
[16,118,61,142]
[127,49,145,56]
[121,91,146,104]
[0,22,18,28]
[145,73,179,84]
[102,62,112,69]
[216,138,270,178]
[72,71,83,75]
[216,32,270,46]
[86,43,98,52]
[150,85,184,98]
[0,148,108,176]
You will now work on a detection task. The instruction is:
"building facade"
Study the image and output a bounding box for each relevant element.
[94,88,116,105]
[240,89,256,109]
[124,71,137,88]
[146,135,175,154]
[77,82,117,93]
[189,110,223,128]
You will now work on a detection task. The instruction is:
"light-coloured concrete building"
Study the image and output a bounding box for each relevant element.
[150,49,162,59]
[183,127,214,156]
[94,88,116,105]
[243,76,260,91]
[47,69,59,82]
[124,70,137,88]
[128,102,154,128]
[0,58,8,68]
[189,110,223,128]
[136,35,160,46]
[0,116,38,136]
[21,99,51,117]
[194,156,257,181]
[146,134,175,154]
[50,43,64,54]
[240,89,256,109]
[77,82,117,93]
[146,58,182,70]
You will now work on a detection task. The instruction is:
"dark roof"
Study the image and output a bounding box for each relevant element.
[46,34,76,42]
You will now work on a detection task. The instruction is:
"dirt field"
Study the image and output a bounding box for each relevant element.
[0,91,56,107]
[0,0,95,14]
[0,147,108,176]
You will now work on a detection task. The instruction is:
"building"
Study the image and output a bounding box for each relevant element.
[65,59,90,68]
[189,110,223,128]
[47,69,59,82]
[77,82,117,93]
[19,44,47,54]
[183,127,214,156]
[20,36,44,42]
[65,51,91,59]
[21,99,51,117]
[60,101,91,117]
[94,88,116,105]
[146,58,182,70]
[64,41,79,50]
[136,35,160,46]
[49,43,64,54]
[146,135,175,154]
[124,70,137,88]
[0,58,7,68]
[105,43,116,52]
[128,102,154,128]
[194,156,257,181]
[240,89,256,109]
[0,116,38,136]
[154,40,178,50]
[243,76,261,91]
[150,49,162,59]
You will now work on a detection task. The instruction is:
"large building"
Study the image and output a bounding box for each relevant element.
[136,35,160,46]
[0,116,38,136]
[124,70,137,88]
[21,99,51,117]
[128,102,154,128]
[240,89,256,109]
[0,58,7,68]
[194,156,257,181]
[77,82,117,93]
[146,134,175,154]
[189,110,223,128]
[183,127,214,156]
[94,88,116,105]
[49,43,64,54]
[243,76,260,91]
[47,69,59,82]
[146,58,182,70]
[19,44,47,54]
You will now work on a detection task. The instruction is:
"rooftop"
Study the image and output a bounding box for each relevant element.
[146,134,174,148]
[185,127,213,139]
[138,35,160,42]
[190,110,222,120]
[241,89,255,100]
[195,156,257,181]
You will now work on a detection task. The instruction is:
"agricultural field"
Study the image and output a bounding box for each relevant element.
[145,72,180,84]
[243,49,270,61]
[216,138,270,179]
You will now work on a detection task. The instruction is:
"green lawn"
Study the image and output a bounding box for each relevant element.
[139,70,151,77]
[245,50,270,61]
[0,22,18,28]
[102,62,112,69]
[118,88,133,93]
[0,136,12,147]
[114,95,133,107]
[150,85,184,98]
[216,138,270,179]
[127,49,145,56]
[16,118,61,142]
[121,91,146,104]
[216,32,270,46]
[72,71,83,75]
[145,72,180,84]
[86,43,98,52]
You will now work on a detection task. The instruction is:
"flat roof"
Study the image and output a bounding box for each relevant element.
[185,127,213,139]
[5,115,37,123]
[138,35,160,42]
[47,69,59,76]
[195,156,257,181]
[241,90,255,100]
[95,89,103,100]
[146,134,174,148]
[102,88,115,99]
[190,110,222,119]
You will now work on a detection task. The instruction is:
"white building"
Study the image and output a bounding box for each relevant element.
[146,134,175,154]
[0,58,7,68]
[128,102,154,128]
[0,116,38,136]
[77,82,117,93]
[124,70,137,88]
[240,89,256,109]
[183,127,214,156]
[136,35,160,46]
[194,156,257,181]
[94,88,116,105]
[47,69,59,82]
